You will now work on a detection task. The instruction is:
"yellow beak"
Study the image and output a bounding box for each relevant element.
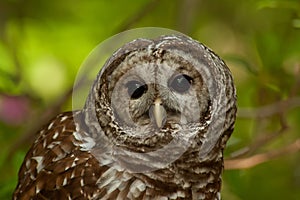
[151,98,166,128]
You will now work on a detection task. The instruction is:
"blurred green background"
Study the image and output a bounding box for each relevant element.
[0,0,300,199]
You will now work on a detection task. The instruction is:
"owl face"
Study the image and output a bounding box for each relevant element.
[84,35,235,170]
[91,38,213,152]
[109,49,209,132]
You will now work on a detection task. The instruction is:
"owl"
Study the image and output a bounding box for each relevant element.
[13,34,236,200]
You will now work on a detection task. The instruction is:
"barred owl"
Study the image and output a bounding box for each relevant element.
[13,34,236,200]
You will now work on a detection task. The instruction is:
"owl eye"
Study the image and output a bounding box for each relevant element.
[125,80,148,99]
[169,74,193,93]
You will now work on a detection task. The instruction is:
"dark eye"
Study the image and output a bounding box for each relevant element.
[168,74,193,93]
[125,80,148,99]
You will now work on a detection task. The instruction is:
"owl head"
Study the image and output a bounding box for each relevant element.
[83,34,236,172]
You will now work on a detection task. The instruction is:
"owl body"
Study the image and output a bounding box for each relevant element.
[14,35,236,200]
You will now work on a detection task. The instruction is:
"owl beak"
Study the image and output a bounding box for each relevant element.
[150,98,167,128]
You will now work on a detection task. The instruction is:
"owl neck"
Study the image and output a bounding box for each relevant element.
[139,149,224,200]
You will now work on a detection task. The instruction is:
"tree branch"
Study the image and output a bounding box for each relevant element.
[114,0,160,33]
[237,97,300,118]
[225,138,300,170]
[237,96,300,118]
